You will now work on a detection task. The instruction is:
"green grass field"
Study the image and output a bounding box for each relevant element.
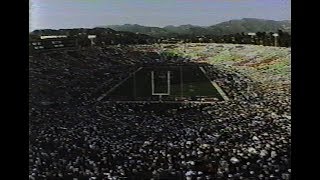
[108,65,223,101]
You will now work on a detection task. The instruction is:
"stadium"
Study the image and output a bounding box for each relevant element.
[29,35,291,179]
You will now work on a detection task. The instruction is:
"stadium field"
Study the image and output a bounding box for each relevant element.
[107,65,224,101]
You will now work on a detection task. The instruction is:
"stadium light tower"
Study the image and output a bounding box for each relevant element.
[273,33,279,47]
[88,35,97,46]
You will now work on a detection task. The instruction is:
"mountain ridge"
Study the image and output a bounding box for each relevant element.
[98,18,291,37]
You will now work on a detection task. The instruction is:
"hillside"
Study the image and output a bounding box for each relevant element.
[105,24,170,37]
[207,18,291,35]
[100,18,291,37]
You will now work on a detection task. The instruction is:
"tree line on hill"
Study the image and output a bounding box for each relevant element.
[30,28,155,45]
[30,28,290,48]
[160,30,290,47]
[30,18,291,48]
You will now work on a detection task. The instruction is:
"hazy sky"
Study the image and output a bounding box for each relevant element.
[30,0,291,31]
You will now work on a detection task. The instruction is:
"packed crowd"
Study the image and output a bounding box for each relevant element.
[29,45,290,179]
[29,46,159,107]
